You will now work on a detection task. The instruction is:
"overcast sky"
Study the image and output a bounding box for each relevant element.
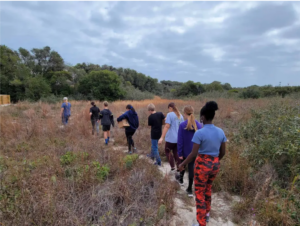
[1,1,300,87]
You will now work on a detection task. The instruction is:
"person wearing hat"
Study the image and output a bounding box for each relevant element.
[61,97,71,125]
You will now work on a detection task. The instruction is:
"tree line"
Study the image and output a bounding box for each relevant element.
[1,45,299,102]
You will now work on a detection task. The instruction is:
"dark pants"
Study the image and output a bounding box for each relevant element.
[165,142,180,169]
[180,157,196,190]
[125,130,136,152]
[62,115,70,125]
[195,154,220,226]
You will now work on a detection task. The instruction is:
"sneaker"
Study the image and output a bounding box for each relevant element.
[129,151,132,154]
[186,188,193,197]
[171,168,176,173]
[133,147,137,152]
[154,162,161,166]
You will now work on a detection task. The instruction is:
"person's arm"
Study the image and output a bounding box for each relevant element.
[219,131,227,160]
[177,124,184,159]
[117,112,127,122]
[179,143,200,171]
[148,116,152,128]
[158,124,170,144]
[219,142,226,160]
[99,110,103,120]
[110,111,115,127]
[61,104,64,117]
[158,113,171,144]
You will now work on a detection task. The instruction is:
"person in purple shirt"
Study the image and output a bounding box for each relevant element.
[177,105,202,197]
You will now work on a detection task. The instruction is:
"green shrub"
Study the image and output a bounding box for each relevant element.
[236,105,300,181]
[60,151,77,166]
[124,154,139,169]
[60,151,89,166]
[92,161,110,181]
[157,204,166,220]
[240,88,261,99]
[232,103,300,224]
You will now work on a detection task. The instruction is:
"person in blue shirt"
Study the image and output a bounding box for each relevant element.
[117,104,139,154]
[158,102,184,172]
[61,97,71,125]
[179,101,226,226]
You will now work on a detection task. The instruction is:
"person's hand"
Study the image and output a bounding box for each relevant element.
[179,156,183,160]
[178,163,185,172]
[158,138,163,145]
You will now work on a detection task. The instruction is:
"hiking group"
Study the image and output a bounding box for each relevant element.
[60,97,227,226]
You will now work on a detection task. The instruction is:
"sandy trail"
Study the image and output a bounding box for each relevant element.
[113,145,240,226]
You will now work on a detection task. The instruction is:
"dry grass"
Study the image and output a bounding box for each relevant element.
[0,96,297,225]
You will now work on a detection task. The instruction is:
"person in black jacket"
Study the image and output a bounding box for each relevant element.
[99,101,114,145]
[89,102,100,135]
[117,104,139,154]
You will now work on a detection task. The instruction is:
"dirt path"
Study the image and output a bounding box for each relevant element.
[113,145,240,226]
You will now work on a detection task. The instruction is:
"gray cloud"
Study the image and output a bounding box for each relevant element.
[1,1,299,87]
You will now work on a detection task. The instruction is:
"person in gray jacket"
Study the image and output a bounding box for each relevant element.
[99,101,114,145]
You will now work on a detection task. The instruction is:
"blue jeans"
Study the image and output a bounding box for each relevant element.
[151,139,161,165]
[62,115,70,125]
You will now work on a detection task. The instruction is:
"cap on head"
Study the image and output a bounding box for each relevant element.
[63,97,68,101]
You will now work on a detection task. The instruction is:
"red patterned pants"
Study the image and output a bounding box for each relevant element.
[194,154,220,226]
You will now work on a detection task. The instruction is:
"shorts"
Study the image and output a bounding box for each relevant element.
[102,125,111,131]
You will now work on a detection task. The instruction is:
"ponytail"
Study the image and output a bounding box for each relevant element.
[168,102,181,119]
[200,101,218,121]
[184,106,198,131]
[126,104,136,112]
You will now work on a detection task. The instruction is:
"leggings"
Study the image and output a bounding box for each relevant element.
[194,154,220,226]
[180,157,196,190]
[164,142,181,169]
[125,130,136,152]
[91,119,99,134]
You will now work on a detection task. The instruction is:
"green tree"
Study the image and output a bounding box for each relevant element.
[24,76,51,101]
[78,70,124,101]
[50,71,72,96]
[0,45,31,101]
[222,83,232,90]
[206,81,223,92]
[30,46,64,78]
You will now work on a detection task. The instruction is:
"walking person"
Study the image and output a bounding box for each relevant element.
[158,102,184,172]
[61,97,71,125]
[99,101,114,145]
[89,101,100,135]
[117,105,139,154]
[177,105,202,197]
[179,101,226,226]
[147,103,165,166]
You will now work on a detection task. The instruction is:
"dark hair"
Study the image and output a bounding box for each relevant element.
[200,101,218,121]
[91,101,96,106]
[168,102,181,119]
[126,104,135,112]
